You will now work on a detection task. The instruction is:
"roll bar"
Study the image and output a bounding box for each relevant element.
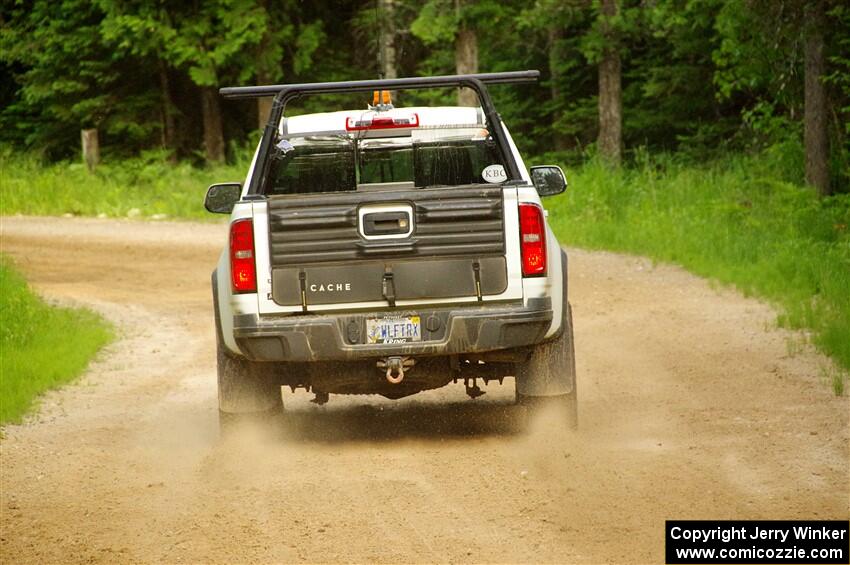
[219,70,540,195]
[219,70,540,99]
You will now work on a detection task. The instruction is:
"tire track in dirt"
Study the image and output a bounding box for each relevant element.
[1,216,847,564]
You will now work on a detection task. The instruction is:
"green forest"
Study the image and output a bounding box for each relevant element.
[1,0,849,381]
[1,0,847,180]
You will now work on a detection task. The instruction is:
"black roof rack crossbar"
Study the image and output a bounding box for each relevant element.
[219,70,539,99]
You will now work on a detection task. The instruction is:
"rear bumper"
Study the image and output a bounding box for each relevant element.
[233,298,552,362]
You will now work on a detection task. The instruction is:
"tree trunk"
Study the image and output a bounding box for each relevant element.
[380,0,397,80]
[597,0,622,167]
[201,86,225,163]
[157,57,176,162]
[455,25,478,106]
[548,26,569,151]
[81,129,99,172]
[257,97,273,131]
[256,0,275,132]
[257,68,274,131]
[377,0,397,103]
[804,1,830,195]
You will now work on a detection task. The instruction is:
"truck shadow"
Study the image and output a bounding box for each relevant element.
[274,399,526,443]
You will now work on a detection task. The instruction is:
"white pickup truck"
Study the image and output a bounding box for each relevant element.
[205,71,576,430]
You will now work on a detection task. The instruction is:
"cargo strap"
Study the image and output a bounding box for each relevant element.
[298,271,308,312]
[472,261,483,302]
[382,268,396,307]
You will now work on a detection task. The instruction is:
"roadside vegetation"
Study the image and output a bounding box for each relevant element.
[0,257,113,424]
[0,148,247,221]
[546,145,850,382]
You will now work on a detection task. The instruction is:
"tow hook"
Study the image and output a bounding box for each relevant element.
[378,356,415,384]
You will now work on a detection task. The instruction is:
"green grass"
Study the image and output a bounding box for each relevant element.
[0,258,114,424]
[546,147,850,381]
[0,147,249,220]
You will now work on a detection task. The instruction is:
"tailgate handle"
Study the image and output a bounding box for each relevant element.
[362,211,409,236]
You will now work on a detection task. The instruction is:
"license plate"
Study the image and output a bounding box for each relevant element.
[366,315,421,344]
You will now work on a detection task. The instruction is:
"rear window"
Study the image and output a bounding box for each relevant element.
[265,125,504,195]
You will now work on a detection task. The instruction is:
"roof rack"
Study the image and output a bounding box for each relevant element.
[224,70,540,194]
[219,70,540,99]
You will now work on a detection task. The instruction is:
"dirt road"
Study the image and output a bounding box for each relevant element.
[1,216,847,564]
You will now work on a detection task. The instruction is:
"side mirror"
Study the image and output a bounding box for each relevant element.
[530,165,568,197]
[204,182,242,214]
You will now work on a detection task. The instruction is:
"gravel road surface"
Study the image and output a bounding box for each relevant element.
[1,216,847,564]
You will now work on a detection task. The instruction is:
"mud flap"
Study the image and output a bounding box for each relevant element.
[216,355,282,414]
[515,251,576,397]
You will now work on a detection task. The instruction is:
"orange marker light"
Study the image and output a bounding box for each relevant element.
[372,90,392,106]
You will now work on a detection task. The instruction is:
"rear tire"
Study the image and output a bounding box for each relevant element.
[213,273,282,434]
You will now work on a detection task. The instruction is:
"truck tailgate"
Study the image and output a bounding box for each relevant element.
[253,184,523,313]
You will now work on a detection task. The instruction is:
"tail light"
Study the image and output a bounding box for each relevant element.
[230,219,257,293]
[519,203,547,277]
